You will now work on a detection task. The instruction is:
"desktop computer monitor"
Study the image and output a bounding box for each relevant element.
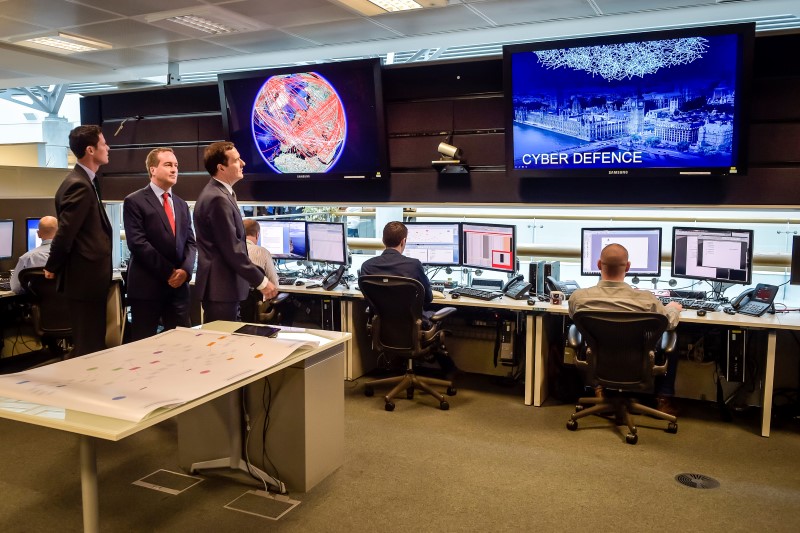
[26,217,42,252]
[307,222,347,264]
[671,227,754,285]
[791,235,800,285]
[461,222,516,273]
[257,220,307,260]
[581,227,662,277]
[403,222,461,267]
[0,219,13,259]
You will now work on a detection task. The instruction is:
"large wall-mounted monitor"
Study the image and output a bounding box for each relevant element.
[26,217,42,252]
[504,23,754,179]
[0,219,13,259]
[256,220,307,260]
[581,227,662,277]
[403,222,461,267]
[461,223,516,274]
[219,58,389,181]
[671,227,753,285]
[307,222,347,265]
[792,235,800,286]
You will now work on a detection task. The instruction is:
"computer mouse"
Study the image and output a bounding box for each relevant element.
[294,280,305,286]
[723,306,736,315]
[451,292,460,299]
[526,298,536,306]
[696,309,706,317]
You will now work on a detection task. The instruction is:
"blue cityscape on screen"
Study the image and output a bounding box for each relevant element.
[511,33,740,171]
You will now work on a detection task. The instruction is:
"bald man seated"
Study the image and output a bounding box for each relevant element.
[568,243,683,415]
[10,216,57,294]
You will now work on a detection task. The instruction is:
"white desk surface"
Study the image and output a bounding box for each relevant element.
[0,325,349,442]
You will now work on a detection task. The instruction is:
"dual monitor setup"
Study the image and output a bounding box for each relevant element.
[256,220,347,265]
[581,227,754,288]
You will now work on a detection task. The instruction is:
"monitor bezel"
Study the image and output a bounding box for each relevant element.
[670,226,754,286]
[580,227,662,277]
[306,221,348,265]
[503,22,755,179]
[0,219,13,260]
[25,217,42,252]
[790,235,800,286]
[403,221,462,267]
[460,222,517,274]
[255,219,308,260]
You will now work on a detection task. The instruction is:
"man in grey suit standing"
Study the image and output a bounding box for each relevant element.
[44,125,112,357]
[123,148,197,340]
[193,141,278,322]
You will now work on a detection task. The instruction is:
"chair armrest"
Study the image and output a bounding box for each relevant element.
[659,330,677,353]
[567,324,582,349]
[430,306,457,322]
[273,292,290,305]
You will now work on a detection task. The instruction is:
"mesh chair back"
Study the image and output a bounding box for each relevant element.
[18,267,72,338]
[572,311,668,392]
[358,275,425,354]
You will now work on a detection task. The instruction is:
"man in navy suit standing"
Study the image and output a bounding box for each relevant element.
[123,148,197,340]
[44,125,112,357]
[193,141,278,322]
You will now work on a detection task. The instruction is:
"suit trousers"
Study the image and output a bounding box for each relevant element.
[202,300,240,323]
[129,296,191,342]
[68,298,107,358]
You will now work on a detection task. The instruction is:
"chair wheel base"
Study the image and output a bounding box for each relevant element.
[446,386,457,396]
[626,433,638,445]
[439,400,449,410]
[384,401,395,412]
[666,422,678,434]
[566,419,578,431]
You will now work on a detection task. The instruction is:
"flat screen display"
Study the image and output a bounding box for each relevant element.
[403,222,461,267]
[26,217,42,252]
[257,220,307,260]
[504,23,754,178]
[461,223,516,273]
[0,219,13,259]
[581,228,662,277]
[219,58,389,181]
[307,222,347,264]
[791,235,800,286]
[671,227,753,285]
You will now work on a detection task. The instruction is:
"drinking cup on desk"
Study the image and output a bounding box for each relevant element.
[550,291,564,305]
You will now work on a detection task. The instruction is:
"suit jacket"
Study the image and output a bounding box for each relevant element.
[193,179,264,303]
[123,185,196,300]
[360,248,433,304]
[45,165,112,301]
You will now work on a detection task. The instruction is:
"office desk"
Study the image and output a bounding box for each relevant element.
[0,324,349,533]
[531,303,798,437]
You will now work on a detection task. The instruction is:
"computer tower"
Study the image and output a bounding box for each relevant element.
[726,328,746,383]
[543,261,560,295]
[528,260,544,296]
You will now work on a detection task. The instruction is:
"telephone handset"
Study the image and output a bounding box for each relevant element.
[502,274,532,300]
[322,265,346,290]
[545,276,580,298]
[730,283,778,316]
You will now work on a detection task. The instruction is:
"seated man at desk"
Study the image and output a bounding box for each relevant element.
[243,219,279,287]
[568,243,683,415]
[9,216,57,294]
[360,221,455,374]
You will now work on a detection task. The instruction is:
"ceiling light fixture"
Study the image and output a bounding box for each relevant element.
[368,0,423,12]
[166,14,237,35]
[15,32,112,54]
[143,6,262,37]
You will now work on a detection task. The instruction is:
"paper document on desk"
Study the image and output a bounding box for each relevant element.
[0,328,318,423]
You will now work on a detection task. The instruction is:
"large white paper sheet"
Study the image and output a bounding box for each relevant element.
[0,328,318,422]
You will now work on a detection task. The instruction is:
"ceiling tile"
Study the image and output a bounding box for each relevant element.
[287,17,399,44]
[223,0,358,28]
[0,16,49,38]
[375,4,491,35]
[208,29,317,53]
[71,0,206,17]
[68,19,190,48]
[595,0,719,16]
[135,39,245,62]
[468,0,597,26]
[0,0,119,28]
[75,47,165,68]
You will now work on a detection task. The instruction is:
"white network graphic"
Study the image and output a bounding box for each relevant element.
[534,37,709,81]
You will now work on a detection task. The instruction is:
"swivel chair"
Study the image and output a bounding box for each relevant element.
[359,275,457,411]
[17,267,72,358]
[240,289,289,324]
[566,311,678,444]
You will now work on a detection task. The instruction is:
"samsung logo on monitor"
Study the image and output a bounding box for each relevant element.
[608,170,628,175]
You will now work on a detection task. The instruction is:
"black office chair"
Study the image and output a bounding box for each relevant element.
[565,310,678,444]
[17,267,73,358]
[359,275,457,411]
[240,289,290,324]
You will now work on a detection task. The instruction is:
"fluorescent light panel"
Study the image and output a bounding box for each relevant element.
[368,0,422,11]
[166,14,238,35]
[16,32,112,54]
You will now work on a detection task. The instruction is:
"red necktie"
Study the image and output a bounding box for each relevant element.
[163,192,175,235]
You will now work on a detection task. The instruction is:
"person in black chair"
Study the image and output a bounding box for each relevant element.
[568,243,683,415]
[360,221,457,376]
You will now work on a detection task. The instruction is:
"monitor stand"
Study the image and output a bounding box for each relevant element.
[709,281,734,301]
[189,391,286,494]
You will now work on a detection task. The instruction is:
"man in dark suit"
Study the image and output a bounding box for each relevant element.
[44,125,112,357]
[123,148,197,340]
[193,141,278,322]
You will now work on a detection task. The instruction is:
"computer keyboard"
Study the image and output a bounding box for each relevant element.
[0,280,11,292]
[449,287,502,301]
[278,276,298,285]
[659,296,722,312]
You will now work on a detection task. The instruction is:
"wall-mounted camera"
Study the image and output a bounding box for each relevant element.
[432,142,468,175]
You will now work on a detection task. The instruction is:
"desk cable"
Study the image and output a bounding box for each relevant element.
[241,387,287,494]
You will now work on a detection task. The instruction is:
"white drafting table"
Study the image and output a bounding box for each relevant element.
[0,324,349,533]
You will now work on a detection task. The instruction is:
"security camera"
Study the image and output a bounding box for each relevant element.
[437,142,462,160]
